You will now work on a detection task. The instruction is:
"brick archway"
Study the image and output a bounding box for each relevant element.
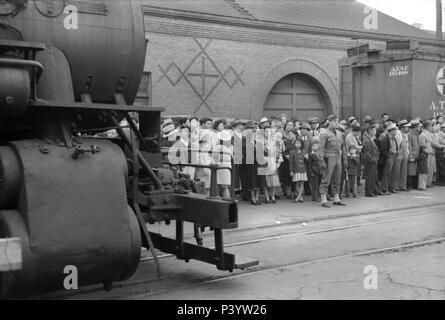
[250,59,339,120]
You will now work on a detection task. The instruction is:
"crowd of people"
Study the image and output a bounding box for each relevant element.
[161,112,445,208]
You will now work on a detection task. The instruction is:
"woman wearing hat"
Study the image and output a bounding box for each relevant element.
[241,121,267,205]
[256,127,272,203]
[195,128,213,195]
[212,119,233,200]
[279,128,297,199]
[263,127,282,203]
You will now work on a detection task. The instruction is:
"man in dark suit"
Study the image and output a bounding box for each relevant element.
[380,123,399,194]
[407,120,421,189]
[300,123,313,154]
[363,125,381,197]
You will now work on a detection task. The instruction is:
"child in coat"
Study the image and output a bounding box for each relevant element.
[289,139,307,203]
[417,145,429,190]
[347,146,360,197]
[307,142,325,202]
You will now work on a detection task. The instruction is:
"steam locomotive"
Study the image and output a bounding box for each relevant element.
[0,0,252,298]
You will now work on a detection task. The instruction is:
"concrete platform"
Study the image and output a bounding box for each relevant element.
[148,186,445,239]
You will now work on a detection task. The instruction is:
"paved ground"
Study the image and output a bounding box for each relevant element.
[40,187,445,300]
[130,243,445,300]
[154,186,445,238]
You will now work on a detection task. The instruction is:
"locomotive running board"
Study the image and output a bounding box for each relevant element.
[30,99,165,113]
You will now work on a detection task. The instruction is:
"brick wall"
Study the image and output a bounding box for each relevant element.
[144,15,382,120]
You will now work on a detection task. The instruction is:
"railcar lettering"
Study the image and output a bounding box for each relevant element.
[389,65,409,77]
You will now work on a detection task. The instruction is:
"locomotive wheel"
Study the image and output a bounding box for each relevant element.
[0,210,32,299]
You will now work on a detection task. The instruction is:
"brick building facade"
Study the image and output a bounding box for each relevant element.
[140,0,433,121]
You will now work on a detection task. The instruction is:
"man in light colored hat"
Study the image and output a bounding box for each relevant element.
[419,120,435,187]
[364,115,372,124]
[319,114,347,207]
[398,120,411,191]
[259,117,270,129]
[161,118,179,148]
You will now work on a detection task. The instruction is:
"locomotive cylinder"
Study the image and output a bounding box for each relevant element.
[1,139,142,298]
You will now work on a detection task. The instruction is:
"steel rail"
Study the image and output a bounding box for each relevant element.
[140,208,445,263]
[39,209,445,299]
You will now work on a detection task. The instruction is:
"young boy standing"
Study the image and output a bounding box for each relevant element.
[347,146,360,197]
[307,142,325,202]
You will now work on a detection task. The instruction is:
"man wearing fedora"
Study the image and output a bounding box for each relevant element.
[362,125,381,197]
[437,123,445,185]
[259,117,271,129]
[380,123,399,194]
[161,118,179,149]
[345,124,363,191]
[419,120,435,188]
[407,120,421,189]
[319,114,347,207]
[308,117,320,139]
[336,122,349,198]
[398,120,411,191]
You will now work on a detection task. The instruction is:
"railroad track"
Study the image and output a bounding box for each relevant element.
[140,204,445,262]
[128,237,445,299]
[40,204,445,299]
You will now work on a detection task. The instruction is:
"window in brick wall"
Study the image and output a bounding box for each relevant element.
[134,72,151,107]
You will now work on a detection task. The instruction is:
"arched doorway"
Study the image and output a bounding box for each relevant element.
[250,59,339,120]
[264,73,328,120]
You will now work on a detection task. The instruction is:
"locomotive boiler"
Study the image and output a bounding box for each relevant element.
[0,0,254,298]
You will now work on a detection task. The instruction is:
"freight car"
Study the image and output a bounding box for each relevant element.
[0,0,254,299]
[340,39,445,121]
